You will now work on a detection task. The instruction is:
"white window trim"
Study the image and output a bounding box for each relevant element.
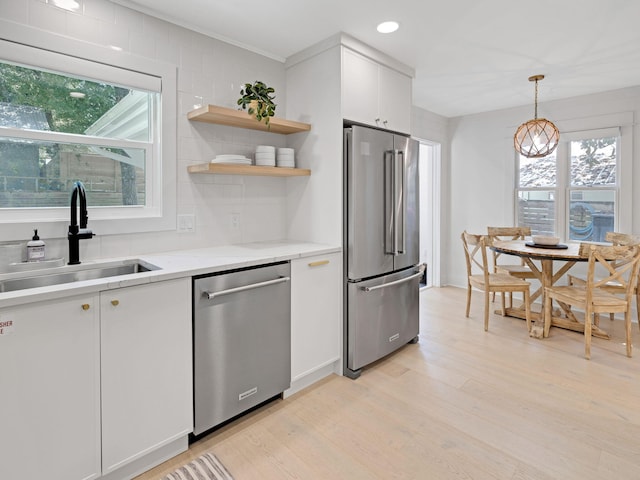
[0,19,177,241]
[513,113,632,239]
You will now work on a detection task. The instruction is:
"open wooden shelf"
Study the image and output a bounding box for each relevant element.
[187,104,311,134]
[187,163,311,177]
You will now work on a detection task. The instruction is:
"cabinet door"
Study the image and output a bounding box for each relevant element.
[101,278,192,474]
[0,295,101,480]
[291,252,342,381]
[342,48,379,126]
[378,65,412,134]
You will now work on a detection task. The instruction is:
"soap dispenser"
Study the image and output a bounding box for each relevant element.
[27,229,45,262]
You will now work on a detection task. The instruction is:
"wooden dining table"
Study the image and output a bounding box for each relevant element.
[490,240,610,339]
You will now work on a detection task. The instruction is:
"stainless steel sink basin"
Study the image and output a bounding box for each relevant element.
[0,259,160,293]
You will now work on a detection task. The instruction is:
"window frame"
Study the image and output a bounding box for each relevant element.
[515,121,632,242]
[0,20,176,241]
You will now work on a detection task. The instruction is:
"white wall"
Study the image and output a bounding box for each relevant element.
[0,0,294,263]
[446,86,640,288]
[412,106,449,287]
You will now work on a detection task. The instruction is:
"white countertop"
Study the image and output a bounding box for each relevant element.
[0,240,341,308]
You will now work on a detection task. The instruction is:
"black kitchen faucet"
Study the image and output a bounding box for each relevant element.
[68,180,94,265]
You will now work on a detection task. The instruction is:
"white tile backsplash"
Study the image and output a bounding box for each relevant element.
[141,12,171,40]
[28,0,66,32]
[83,0,115,23]
[154,35,180,64]
[113,2,143,31]
[97,20,130,51]
[3,0,292,263]
[180,46,204,72]
[67,10,101,43]
[129,30,157,58]
[0,0,28,23]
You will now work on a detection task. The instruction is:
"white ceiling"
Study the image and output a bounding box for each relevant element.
[113,0,640,118]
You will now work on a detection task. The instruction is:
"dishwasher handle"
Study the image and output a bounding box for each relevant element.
[204,276,290,300]
[361,265,425,292]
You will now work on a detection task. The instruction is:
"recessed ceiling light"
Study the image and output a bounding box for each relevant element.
[377,21,399,34]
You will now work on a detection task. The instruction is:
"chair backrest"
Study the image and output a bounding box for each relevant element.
[605,231,640,246]
[487,226,531,268]
[487,226,532,241]
[579,243,640,301]
[462,231,490,280]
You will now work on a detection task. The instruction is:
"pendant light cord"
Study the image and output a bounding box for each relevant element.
[534,78,539,120]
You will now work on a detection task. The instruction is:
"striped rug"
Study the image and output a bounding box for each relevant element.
[162,452,234,480]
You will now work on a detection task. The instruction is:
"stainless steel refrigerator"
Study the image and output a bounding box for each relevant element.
[343,124,424,379]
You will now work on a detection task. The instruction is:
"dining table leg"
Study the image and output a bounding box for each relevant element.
[539,259,553,334]
[499,256,610,339]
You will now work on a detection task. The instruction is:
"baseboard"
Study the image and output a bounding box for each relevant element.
[283,362,339,398]
[99,436,189,480]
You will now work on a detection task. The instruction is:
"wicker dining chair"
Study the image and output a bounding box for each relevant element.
[461,231,532,332]
[545,243,640,359]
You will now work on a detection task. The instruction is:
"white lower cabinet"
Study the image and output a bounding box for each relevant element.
[0,294,102,480]
[0,277,192,480]
[290,253,342,390]
[100,278,192,475]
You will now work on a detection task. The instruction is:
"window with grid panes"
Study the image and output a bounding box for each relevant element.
[516,130,619,243]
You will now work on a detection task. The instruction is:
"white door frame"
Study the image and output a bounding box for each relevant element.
[418,140,442,288]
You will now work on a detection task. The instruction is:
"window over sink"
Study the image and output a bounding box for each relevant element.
[0,59,155,209]
[0,22,176,239]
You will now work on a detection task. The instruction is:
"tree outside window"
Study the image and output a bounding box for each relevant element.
[0,61,153,209]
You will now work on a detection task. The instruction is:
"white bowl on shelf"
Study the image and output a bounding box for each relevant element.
[255,145,275,153]
[276,159,295,168]
[532,235,560,246]
[255,155,276,166]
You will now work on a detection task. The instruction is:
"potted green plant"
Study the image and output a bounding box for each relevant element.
[237,81,276,126]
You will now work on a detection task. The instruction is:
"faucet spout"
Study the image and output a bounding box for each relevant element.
[68,181,94,265]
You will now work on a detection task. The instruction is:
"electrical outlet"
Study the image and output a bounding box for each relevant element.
[177,214,195,233]
[231,213,240,230]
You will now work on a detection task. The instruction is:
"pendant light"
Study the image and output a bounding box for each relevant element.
[513,75,559,158]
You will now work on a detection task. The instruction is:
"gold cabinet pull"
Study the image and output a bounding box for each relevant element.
[81,304,90,311]
[111,300,119,307]
[308,260,330,267]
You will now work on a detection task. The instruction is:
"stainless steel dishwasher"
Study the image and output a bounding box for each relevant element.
[192,261,291,436]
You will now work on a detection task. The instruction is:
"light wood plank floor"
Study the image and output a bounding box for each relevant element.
[136,286,640,480]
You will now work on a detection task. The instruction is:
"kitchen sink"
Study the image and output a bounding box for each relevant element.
[0,259,160,293]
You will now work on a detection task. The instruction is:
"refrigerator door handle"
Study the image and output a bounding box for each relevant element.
[360,265,425,292]
[395,149,406,255]
[384,149,395,255]
[388,150,404,256]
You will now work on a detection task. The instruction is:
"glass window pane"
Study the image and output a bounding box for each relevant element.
[568,190,616,242]
[517,190,555,235]
[570,137,616,186]
[518,152,556,187]
[0,61,152,141]
[0,136,145,208]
